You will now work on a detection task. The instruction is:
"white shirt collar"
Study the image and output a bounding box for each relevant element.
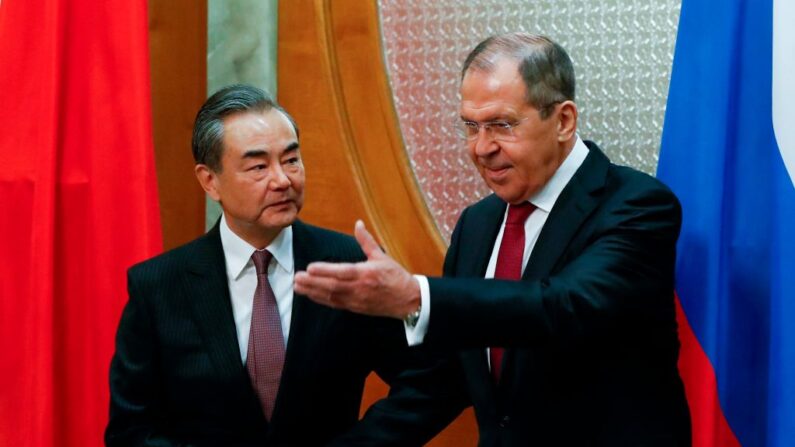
[219,214,294,280]
[527,135,589,212]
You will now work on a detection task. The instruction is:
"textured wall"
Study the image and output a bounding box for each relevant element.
[205,0,279,229]
[378,0,681,240]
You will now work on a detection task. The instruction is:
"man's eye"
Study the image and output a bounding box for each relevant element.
[251,164,266,171]
[491,121,512,130]
[285,157,300,165]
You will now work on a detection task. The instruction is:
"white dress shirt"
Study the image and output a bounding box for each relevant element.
[220,214,295,362]
[406,136,590,346]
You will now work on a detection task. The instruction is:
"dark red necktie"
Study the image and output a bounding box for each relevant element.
[246,249,285,420]
[491,202,536,382]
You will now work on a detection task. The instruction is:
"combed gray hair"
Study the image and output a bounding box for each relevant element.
[462,33,575,119]
[191,84,299,172]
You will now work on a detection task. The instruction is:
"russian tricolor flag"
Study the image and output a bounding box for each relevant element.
[657,0,795,445]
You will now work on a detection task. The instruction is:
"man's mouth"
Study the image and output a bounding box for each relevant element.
[267,199,294,208]
[483,165,511,180]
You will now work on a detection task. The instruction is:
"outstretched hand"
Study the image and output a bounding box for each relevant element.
[294,220,420,319]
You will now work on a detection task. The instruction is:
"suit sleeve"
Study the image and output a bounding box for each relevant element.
[426,182,681,349]
[105,270,184,447]
[328,319,470,446]
[312,231,468,445]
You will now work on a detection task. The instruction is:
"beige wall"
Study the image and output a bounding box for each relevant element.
[205,0,279,229]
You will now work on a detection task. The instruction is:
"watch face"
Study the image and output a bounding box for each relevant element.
[405,307,421,327]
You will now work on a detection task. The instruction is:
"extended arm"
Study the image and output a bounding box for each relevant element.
[295,184,680,351]
[328,321,469,445]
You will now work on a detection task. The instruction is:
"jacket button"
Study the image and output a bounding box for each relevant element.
[499,415,510,428]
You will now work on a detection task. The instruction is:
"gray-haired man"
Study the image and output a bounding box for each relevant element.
[106,84,461,446]
[297,33,692,446]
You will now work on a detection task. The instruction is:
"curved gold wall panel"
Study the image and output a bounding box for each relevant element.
[278,1,475,444]
[279,0,446,275]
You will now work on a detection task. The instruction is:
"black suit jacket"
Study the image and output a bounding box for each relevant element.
[426,142,691,446]
[106,220,459,446]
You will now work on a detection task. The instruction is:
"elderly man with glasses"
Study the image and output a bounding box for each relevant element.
[296,33,691,446]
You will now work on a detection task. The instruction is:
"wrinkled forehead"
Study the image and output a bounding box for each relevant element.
[224,109,296,138]
[460,59,527,117]
[462,57,525,94]
[221,109,297,157]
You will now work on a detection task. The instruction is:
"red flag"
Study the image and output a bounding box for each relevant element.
[0,1,162,445]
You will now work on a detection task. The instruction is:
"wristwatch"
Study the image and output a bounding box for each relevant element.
[404,304,421,328]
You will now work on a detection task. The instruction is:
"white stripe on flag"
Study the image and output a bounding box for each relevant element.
[773,0,795,187]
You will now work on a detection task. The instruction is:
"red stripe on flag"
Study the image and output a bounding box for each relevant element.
[675,294,741,447]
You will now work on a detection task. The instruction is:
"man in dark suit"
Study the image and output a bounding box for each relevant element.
[105,84,460,446]
[295,33,692,445]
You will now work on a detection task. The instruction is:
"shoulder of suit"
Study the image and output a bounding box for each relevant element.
[127,230,216,279]
[582,139,678,202]
[592,163,682,225]
[607,163,678,201]
[293,219,352,241]
[292,220,366,261]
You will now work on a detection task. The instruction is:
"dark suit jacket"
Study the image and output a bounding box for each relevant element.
[106,220,460,447]
[426,142,691,446]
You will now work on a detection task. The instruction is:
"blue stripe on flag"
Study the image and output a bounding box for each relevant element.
[657,0,795,445]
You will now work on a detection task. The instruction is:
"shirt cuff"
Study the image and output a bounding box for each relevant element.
[404,275,430,346]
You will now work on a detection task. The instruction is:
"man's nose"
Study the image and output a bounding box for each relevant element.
[268,165,291,190]
[473,127,498,156]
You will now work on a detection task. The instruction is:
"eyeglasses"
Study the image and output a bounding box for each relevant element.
[456,118,529,142]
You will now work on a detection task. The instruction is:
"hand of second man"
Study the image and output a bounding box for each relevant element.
[294,220,420,320]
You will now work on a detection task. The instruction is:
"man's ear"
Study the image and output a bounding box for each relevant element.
[557,100,578,142]
[195,164,221,202]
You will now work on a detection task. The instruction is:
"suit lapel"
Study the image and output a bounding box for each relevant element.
[500,142,609,395]
[461,195,507,278]
[522,142,608,281]
[180,221,348,428]
[281,220,323,372]
[270,221,333,423]
[181,225,252,389]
